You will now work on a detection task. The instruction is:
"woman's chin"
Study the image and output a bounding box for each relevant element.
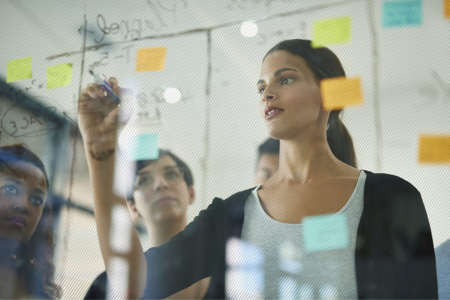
[267,126,287,140]
[0,234,24,247]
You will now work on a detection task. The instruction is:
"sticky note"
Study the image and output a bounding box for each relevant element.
[382,0,423,28]
[312,16,351,48]
[418,135,450,164]
[46,63,73,89]
[128,133,159,160]
[320,77,364,110]
[7,57,32,83]
[445,0,450,19]
[303,213,349,252]
[136,47,167,72]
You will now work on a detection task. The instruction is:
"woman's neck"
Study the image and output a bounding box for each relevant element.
[0,249,19,299]
[146,218,187,247]
[0,240,18,265]
[276,134,342,184]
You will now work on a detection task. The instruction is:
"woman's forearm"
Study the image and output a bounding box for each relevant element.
[85,146,147,299]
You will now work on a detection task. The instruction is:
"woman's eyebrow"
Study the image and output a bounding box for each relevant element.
[5,178,23,186]
[257,68,299,86]
[32,188,46,195]
[274,68,298,77]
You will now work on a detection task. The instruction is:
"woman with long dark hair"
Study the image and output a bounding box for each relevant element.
[78,39,437,299]
[0,144,61,299]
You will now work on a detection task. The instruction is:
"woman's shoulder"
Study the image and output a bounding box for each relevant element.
[363,169,420,194]
[205,188,255,217]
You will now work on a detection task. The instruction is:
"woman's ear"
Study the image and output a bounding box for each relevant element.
[126,201,140,219]
[188,186,195,205]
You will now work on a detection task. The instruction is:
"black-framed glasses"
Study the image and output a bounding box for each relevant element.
[134,166,185,189]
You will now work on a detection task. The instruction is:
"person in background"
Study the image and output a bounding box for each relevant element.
[84,149,209,299]
[435,238,450,299]
[78,39,437,299]
[0,144,61,299]
[255,138,280,185]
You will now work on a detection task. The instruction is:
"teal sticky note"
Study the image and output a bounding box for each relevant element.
[382,0,423,28]
[7,57,33,82]
[303,213,349,252]
[130,133,159,160]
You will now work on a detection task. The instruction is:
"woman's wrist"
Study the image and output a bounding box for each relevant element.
[89,148,115,161]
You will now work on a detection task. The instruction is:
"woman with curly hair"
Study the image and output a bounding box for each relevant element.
[0,144,61,299]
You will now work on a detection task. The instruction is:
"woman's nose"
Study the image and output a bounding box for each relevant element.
[12,195,30,214]
[262,85,277,102]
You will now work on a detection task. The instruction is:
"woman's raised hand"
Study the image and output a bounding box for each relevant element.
[78,78,131,161]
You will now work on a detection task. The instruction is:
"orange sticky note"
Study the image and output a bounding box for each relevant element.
[445,0,450,18]
[320,77,364,110]
[136,47,167,72]
[418,135,450,164]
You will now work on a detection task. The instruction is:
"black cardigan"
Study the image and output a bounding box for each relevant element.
[133,170,438,299]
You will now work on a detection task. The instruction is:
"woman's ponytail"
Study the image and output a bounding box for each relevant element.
[326,110,358,168]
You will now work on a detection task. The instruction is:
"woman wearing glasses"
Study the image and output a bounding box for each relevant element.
[78,39,437,299]
[85,150,209,299]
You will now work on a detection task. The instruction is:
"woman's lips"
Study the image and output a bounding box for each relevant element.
[266,109,283,120]
[7,216,26,228]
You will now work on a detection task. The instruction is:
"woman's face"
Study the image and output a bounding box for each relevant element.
[0,161,48,243]
[132,155,194,224]
[258,50,327,140]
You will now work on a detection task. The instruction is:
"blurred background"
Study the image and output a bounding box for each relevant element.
[0,0,449,298]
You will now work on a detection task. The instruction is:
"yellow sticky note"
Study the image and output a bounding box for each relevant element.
[320,77,364,110]
[312,16,352,48]
[445,0,450,19]
[136,47,167,72]
[418,135,450,164]
[46,63,73,89]
[7,57,32,83]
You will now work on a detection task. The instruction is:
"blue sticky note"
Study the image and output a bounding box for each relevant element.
[382,0,423,28]
[130,133,159,160]
[302,213,349,252]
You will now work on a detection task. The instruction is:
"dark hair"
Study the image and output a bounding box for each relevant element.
[257,138,280,162]
[128,149,194,202]
[0,144,49,189]
[0,144,61,299]
[264,39,358,168]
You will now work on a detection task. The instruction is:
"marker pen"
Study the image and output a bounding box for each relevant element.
[89,70,121,105]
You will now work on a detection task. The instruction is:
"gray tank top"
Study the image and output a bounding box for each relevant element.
[235,171,366,299]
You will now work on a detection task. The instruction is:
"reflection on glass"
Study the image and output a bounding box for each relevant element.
[279,277,297,300]
[319,284,339,300]
[226,237,264,299]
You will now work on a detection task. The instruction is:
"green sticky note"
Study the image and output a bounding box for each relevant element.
[129,133,159,161]
[312,16,352,48]
[46,63,73,89]
[303,213,349,252]
[7,56,33,82]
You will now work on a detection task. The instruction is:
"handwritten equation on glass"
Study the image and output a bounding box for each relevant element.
[0,90,66,137]
[91,0,188,43]
[1,104,63,137]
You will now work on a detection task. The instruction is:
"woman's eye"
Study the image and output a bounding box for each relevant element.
[258,87,265,94]
[2,185,18,195]
[30,196,44,206]
[281,78,293,85]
